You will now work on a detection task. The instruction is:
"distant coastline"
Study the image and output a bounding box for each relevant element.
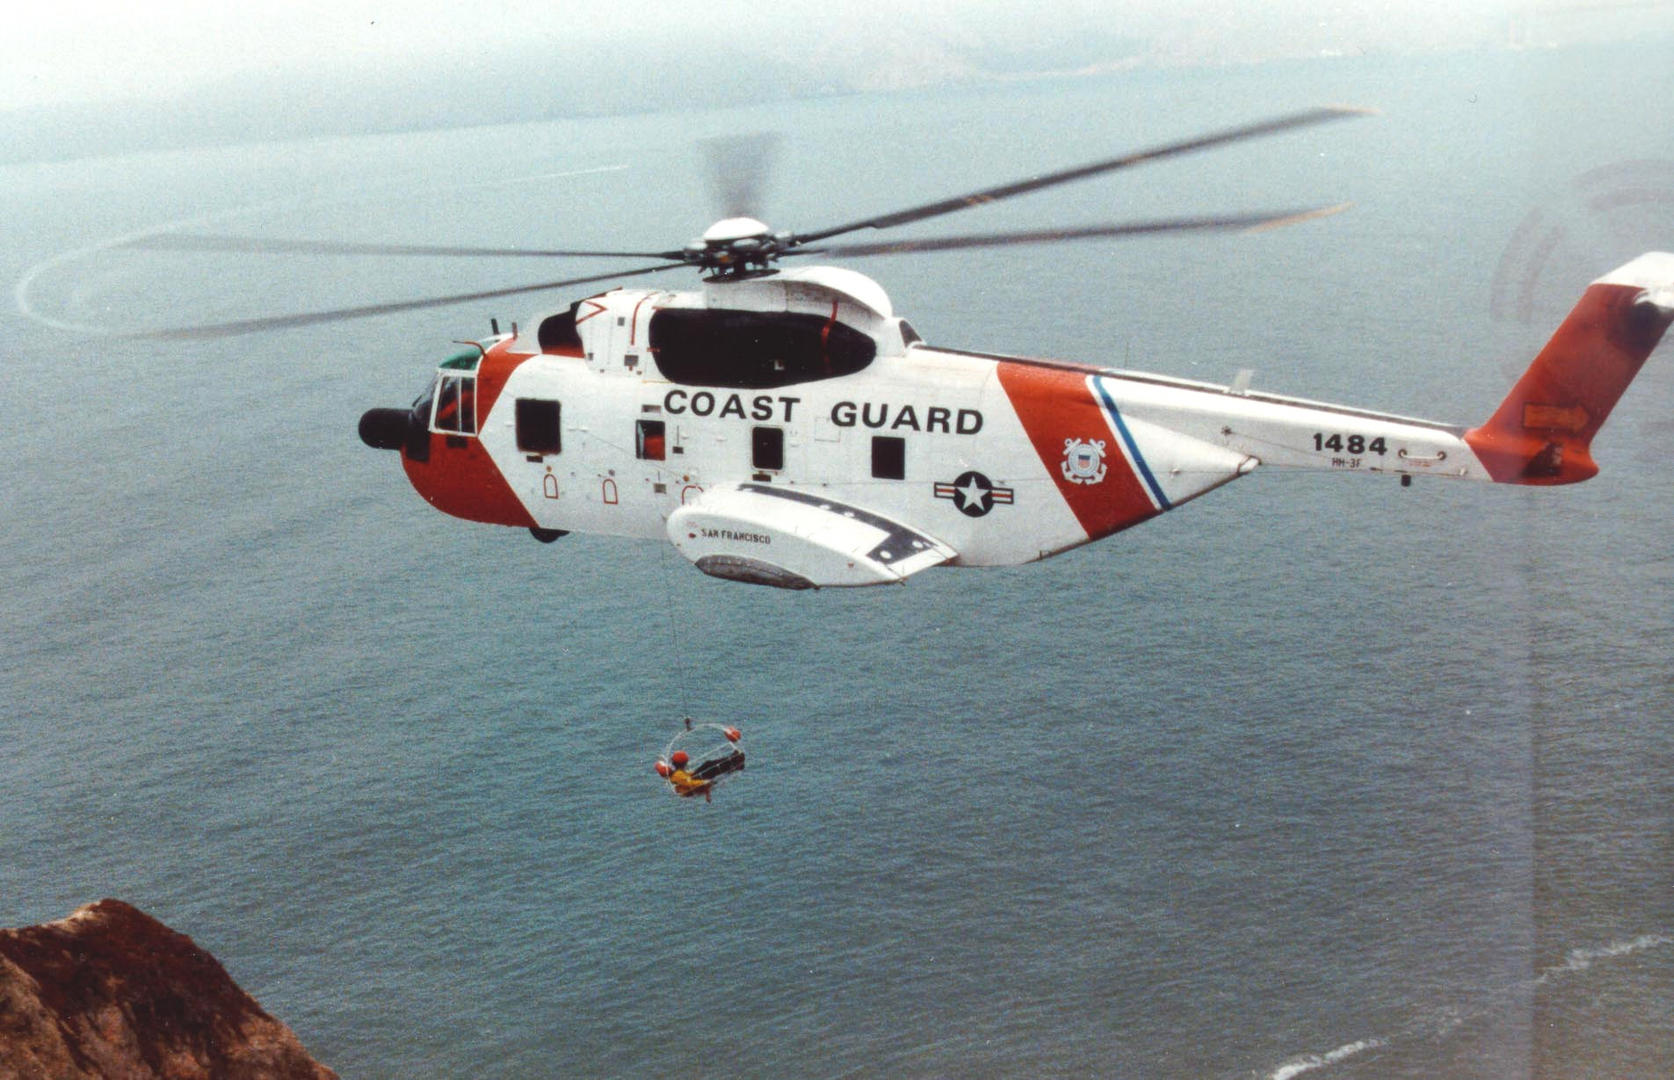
[4,33,1655,169]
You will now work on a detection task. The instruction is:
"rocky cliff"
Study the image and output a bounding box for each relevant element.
[0,899,335,1080]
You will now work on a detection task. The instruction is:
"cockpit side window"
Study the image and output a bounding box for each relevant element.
[649,309,876,389]
[433,374,477,435]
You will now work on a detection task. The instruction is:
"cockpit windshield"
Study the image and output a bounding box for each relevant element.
[426,347,483,435]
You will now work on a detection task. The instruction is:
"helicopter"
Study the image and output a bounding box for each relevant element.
[136,107,1674,589]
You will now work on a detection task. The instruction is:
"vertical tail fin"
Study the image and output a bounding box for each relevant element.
[1465,252,1674,484]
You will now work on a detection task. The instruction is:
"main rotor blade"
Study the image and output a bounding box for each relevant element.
[133,262,686,340]
[122,232,681,260]
[791,105,1372,246]
[794,205,1353,258]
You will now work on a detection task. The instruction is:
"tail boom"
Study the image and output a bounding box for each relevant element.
[1465,252,1674,484]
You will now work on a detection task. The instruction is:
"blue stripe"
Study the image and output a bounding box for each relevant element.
[1093,377,1171,510]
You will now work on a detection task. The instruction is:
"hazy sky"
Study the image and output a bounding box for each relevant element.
[14,0,1654,112]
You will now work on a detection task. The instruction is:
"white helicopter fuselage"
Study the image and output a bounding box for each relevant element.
[367,257,1674,588]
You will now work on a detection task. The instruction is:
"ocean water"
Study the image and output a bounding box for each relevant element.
[4,43,1673,1079]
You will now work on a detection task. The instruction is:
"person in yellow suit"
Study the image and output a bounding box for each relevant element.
[665,751,714,798]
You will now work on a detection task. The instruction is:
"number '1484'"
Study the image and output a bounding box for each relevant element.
[1312,432,1387,455]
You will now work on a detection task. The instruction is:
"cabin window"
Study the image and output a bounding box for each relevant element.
[648,309,876,388]
[516,398,562,454]
[872,436,906,480]
[434,374,477,435]
[636,419,666,461]
[752,426,784,471]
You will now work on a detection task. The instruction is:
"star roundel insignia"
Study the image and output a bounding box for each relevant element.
[934,470,1015,517]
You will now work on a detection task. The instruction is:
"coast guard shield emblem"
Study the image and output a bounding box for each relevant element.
[1061,438,1108,484]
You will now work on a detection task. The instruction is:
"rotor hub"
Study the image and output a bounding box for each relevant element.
[687,217,792,276]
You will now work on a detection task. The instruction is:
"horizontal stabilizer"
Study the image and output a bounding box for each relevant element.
[667,484,956,589]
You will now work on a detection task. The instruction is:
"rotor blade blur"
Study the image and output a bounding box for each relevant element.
[791,105,1372,245]
[703,132,782,219]
[794,205,1354,258]
[122,232,681,259]
[132,262,686,340]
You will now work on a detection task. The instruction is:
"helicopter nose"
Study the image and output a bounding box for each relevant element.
[359,407,411,451]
